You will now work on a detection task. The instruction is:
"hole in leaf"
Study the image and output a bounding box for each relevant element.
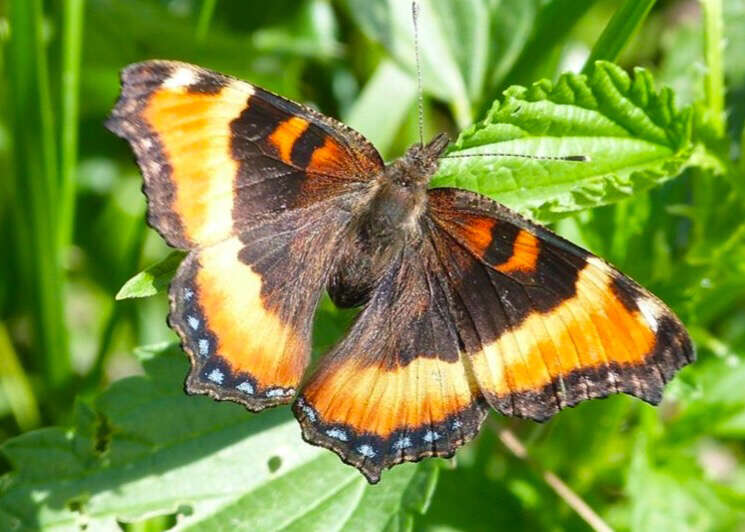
[118,509,184,531]
[268,455,282,473]
[66,497,90,530]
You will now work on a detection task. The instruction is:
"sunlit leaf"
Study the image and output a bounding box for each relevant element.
[432,61,695,221]
[115,251,186,300]
[0,345,438,530]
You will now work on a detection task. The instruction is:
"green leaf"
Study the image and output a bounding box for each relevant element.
[344,59,418,158]
[627,431,745,531]
[344,0,489,127]
[115,251,186,300]
[431,61,695,221]
[0,345,438,530]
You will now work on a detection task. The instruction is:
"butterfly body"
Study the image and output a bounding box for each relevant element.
[329,134,449,307]
[107,60,693,484]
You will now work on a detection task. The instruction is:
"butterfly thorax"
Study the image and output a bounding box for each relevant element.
[327,133,449,308]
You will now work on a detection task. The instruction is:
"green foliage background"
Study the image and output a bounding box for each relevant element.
[1,0,744,530]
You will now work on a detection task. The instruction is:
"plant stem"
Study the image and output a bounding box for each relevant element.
[58,0,85,255]
[496,426,613,532]
[582,0,657,74]
[700,0,725,137]
[196,0,218,42]
[8,0,71,388]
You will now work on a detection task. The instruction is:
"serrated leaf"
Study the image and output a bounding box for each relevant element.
[431,61,695,222]
[0,345,438,530]
[115,251,185,300]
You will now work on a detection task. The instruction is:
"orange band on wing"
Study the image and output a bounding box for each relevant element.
[496,230,540,274]
[308,136,357,175]
[268,116,310,165]
[143,85,248,245]
[471,261,656,396]
[449,217,497,258]
[303,356,475,437]
[195,238,305,389]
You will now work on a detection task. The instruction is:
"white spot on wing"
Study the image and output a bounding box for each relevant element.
[393,437,412,450]
[587,256,611,272]
[636,298,659,332]
[452,420,463,430]
[163,66,198,89]
[326,428,348,441]
[183,288,193,301]
[198,338,209,356]
[146,160,161,176]
[266,388,291,398]
[423,431,441,443]
[230,79,255,96]
[357,444,376,458]
[296,399,317,422]
[236,381,254,394]
[207,368,224,384]
[187,315,200,330]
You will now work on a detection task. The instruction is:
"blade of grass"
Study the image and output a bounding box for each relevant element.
[581,0,657,74]
[7,0,71,388]
[0,323,41,432]
[700,0,725,136]
[58,0,85,254]
[84,218,148,391]
[196,0,218,42]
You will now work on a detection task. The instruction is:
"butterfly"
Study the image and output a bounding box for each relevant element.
[106,60,694,484]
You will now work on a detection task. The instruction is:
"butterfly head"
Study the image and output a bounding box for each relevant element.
[387,132,450,188]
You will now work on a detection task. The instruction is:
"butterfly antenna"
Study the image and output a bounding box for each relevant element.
[443,153,590,162]
[412,1,424,147]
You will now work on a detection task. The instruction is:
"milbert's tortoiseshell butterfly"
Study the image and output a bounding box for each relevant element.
[106,12,693,483]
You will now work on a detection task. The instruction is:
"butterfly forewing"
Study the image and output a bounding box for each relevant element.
[427,188,694,420]
[105,60,383,249]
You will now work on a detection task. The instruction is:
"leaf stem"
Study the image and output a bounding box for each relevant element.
[58,0,85,255]
[582,0,657,74]
[496,426,613,532]
[700,0,725,136]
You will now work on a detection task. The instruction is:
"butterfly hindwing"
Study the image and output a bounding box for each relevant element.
[171,207,351,410]
[294,247,488,483]
[427,188,694,421]
[106,60,383,249]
